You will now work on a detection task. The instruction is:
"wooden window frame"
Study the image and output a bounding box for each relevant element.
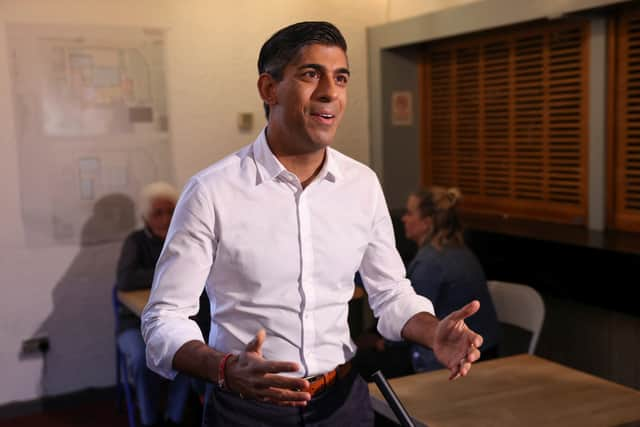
[421,18,590,225]
[608,6,640,232]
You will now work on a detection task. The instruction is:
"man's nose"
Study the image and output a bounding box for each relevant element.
[315,75,338,101]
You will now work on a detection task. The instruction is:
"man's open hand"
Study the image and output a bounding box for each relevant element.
[433,300,484,380]
[225,329,312,406]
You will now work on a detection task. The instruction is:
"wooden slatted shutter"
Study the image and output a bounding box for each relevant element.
[423,20,589,225]
[612,9,640,232]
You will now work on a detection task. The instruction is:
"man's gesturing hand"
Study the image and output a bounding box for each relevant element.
[433,300,484,380]
[224,329,311,406]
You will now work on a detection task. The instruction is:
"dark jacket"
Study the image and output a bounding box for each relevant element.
[115,229,164,334]
[115,228,211,340]
[407,243,500,372]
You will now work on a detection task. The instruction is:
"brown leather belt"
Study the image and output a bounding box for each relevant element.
[304,361,353,398]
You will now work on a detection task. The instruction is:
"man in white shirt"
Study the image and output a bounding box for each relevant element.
[142,21,483,426]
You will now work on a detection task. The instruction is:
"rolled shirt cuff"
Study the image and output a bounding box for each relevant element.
[143,317,205,380]
[377,294,434,342]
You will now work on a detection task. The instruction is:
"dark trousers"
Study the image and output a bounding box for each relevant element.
[202,371,374,427]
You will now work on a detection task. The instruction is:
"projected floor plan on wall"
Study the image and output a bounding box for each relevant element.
[7,24,174,247]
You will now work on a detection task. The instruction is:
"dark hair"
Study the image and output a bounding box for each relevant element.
[257,21,347,118]
[412,186,464,248]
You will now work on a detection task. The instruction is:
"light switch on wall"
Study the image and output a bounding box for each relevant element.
[237,112,253,131]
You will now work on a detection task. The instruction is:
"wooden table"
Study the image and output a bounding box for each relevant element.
[369,354,640,427]
[117,289,150,317]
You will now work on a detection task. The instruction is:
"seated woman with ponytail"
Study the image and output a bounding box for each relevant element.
[401,187,500,372]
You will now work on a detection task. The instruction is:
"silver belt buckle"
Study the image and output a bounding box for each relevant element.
[304,373,322,382]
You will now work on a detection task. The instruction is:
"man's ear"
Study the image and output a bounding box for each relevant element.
[257,73,278,106]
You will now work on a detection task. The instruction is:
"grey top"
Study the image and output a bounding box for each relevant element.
[407,243,500,372]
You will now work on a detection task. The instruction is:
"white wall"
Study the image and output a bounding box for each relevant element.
[0,0,176,406]
[164,0,388,184]
[0,0,391,405]
[387,0,482,21]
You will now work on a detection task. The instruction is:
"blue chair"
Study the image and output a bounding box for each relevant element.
[112,287,137,427]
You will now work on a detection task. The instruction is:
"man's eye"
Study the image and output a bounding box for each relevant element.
[303,70,319,79]
[336,74,349,85]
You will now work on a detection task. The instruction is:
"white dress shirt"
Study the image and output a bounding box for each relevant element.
[141,129,434,379]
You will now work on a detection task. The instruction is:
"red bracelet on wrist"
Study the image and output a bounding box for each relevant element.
[217,353,234,390]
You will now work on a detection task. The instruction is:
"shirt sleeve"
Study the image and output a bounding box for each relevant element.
[358,178,434,342]
[115,234,154,291]
[141,177,216,379]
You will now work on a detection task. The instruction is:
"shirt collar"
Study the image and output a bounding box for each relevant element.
[253,127,342,185]
[316,147,342,183]
[254,128,286,184]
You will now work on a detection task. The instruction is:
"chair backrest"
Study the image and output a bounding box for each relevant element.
[487,280,545,355]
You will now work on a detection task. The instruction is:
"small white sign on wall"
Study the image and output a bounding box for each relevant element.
[391,91,413,126]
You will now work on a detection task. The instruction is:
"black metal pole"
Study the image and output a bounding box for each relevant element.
[371,370,417,427]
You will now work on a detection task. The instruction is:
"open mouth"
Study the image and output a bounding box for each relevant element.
[310,112,336,124]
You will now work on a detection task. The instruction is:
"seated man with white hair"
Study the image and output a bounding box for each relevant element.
[115,181,190,427]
